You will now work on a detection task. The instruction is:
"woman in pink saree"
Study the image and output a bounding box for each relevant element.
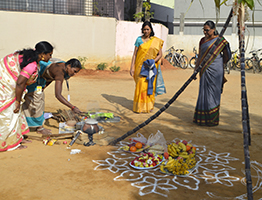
[0,41,53,151]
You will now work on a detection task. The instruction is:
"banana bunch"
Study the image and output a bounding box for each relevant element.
[167,143,180,157]
[160,154,197,176]
[167,142,196,159]
[119,145,129,151]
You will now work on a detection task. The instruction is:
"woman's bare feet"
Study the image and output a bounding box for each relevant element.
[36,127,52,135]
[17,145,27,150]
[21,139,32,144]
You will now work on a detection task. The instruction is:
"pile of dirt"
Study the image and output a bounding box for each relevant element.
[161,58,176,70]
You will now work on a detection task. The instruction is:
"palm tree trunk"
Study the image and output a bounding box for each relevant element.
[238,3,253,199]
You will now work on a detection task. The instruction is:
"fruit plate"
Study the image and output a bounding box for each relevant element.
[119,145,150,153]
[129,159,164,170]
[159,164,197,177]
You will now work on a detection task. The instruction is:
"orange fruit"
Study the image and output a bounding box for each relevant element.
[130,146,137,152]
[135,142,143,149]
[192,146,196,151]
[186,145,191,151]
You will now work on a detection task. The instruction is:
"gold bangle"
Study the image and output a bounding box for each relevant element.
[15,100,20,104]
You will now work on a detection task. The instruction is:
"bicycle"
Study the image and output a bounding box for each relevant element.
[164,46,175,63]
[225,50,240,74]
[189,47,198,69]
[172,49,189,69]
[246,49,262,73]
[164,46,188,69]
[225,50,253,74]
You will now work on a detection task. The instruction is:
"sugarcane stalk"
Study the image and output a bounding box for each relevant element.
[109,9,233,146]
[238,3,253,199]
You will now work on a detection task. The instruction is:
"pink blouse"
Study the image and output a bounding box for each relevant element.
[18,55,38,85]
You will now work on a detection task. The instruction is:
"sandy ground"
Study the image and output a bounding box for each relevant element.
[0,62,262,200]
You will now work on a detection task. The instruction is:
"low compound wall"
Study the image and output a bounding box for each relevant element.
[0,11,168,70]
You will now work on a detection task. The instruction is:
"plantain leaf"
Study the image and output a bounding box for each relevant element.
[199,0,204,13]
[214,0,221,23]
[186,0,204,17]
[185,0,195,14]
[214,0,221,7]
[245,0,254,9]
[220,0,229,5]
[238,0,254,10]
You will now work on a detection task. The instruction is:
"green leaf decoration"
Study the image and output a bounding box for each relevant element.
[245,0,255,9]
[214,0,221,7]
[238,0,254,10]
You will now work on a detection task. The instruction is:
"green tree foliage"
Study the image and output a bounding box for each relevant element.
[133,2,154,22]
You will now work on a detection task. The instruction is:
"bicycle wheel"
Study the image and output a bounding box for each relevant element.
[245,58,253,70]
[180,55,188,69]
[252,60,259,74]
[225,62,230,74]
[234,60,241,70]
[259,58,262,72]
[164,53,172,63]
[189,57,196,69]
[171,57,178,67]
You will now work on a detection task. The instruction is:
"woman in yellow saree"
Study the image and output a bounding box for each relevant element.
[130,21,163,113]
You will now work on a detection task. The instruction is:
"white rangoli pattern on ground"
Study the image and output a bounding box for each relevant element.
[92,139,262,198]
[131,176,177,197]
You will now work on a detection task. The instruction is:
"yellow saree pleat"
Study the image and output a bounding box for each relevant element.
[133,36,163,113]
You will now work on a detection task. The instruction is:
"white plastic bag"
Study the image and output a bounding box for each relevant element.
[146,130,167,152]
[130,132,147,144]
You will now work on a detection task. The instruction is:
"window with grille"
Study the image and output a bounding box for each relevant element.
[0,0,114,17]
